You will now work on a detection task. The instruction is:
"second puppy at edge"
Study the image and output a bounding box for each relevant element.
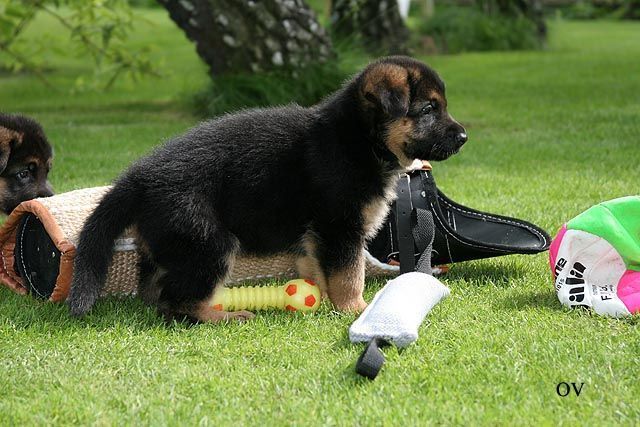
[67,56,468,323]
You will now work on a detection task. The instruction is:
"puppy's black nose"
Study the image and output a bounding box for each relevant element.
[38,182,54,198]
[456,132,468,144]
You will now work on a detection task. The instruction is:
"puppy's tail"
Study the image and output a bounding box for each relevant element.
[67,178,139,317]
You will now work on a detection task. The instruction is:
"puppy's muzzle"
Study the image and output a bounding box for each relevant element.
[447,122,468,152]
[38,181,54,198]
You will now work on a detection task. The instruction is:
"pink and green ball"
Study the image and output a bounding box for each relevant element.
[549,196,640,316]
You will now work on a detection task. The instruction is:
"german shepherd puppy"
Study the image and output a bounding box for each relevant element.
[0,113,54,214]
[68,56,467,322]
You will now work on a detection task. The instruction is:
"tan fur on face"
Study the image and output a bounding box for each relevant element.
[428,90,446,107]
[326,251,367,312]
[23,156,42,167]
[385,118,415,168]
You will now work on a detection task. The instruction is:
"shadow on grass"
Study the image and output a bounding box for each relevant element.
[441,258,528,287]
[365,259,529,291]
[498,289,563,312]
[501,291,640,320]
[0,288,166,332]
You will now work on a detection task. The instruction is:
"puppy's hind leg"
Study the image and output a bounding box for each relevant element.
[295,231,328,298]
[154,231,254,324]
[137,250,163,307]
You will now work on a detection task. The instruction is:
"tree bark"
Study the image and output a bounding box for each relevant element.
[331,0,410,55]
[157,0,333,76]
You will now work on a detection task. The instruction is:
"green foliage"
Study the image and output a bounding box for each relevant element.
[566,1,603,19]
[556,0,640,20]
[607,0,640,19]
[0,0,159,90]
[557,0,615,19]
[0,1,39,71]
[193,61,348,117]
[304,0,327,17]
[127,0,160,7]
[419,5,541,53]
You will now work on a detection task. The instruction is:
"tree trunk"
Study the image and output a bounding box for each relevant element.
[505,0,546,40]
[331,0,410,55]
[621,0,640,19]
[157,0,333,76]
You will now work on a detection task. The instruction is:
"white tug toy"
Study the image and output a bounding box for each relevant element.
[349,272,450,379]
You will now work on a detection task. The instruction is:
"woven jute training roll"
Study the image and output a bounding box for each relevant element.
[0,187,398,302]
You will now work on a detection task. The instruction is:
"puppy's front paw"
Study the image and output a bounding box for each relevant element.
[334,298,368,314]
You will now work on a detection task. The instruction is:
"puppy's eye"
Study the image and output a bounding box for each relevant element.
[420,104,434,115]
[16,170,30,181]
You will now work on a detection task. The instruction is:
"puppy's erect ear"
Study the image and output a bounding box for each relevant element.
[361,63,410,119]
[0,126,23,174]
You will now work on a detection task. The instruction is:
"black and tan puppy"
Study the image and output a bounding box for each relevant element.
[68,56,467,322]
[0,113,54,214]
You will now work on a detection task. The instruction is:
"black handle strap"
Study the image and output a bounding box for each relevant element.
[355,338,390,380]
[395,174,414,274]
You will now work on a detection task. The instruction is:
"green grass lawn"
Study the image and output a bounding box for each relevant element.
[1,10,640,425]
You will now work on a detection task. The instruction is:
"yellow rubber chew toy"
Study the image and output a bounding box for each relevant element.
[210,279,321,313]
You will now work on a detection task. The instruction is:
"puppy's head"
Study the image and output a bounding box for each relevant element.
[358,56,467,168]
[0,113,54,214]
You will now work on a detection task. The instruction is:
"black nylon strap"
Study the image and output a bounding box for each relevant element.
[413,170,436,274]
[355,338,390,380]
[414,209,434,274]
[395,174,414,274]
